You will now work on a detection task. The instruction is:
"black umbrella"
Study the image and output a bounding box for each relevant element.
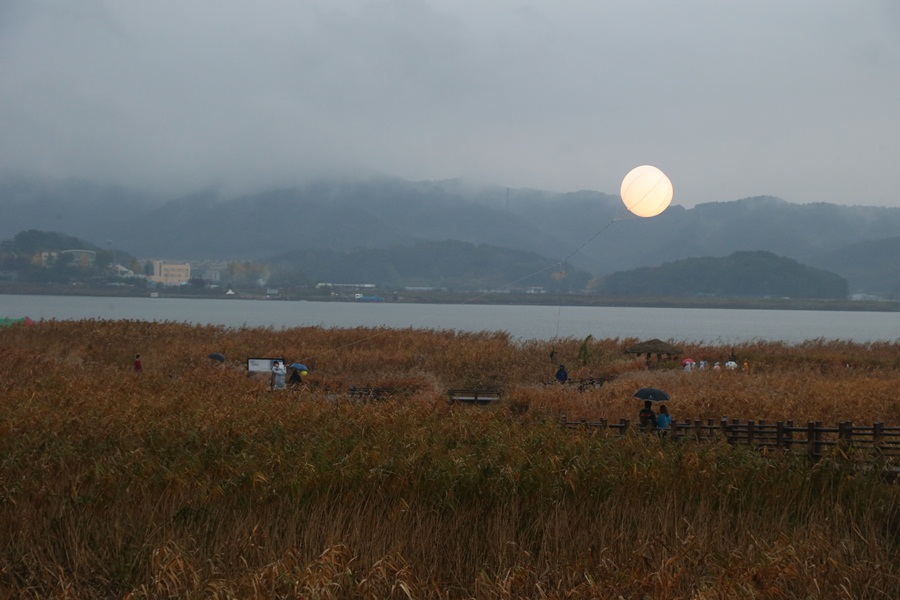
[633,387,670,402]
[208,352,226,363]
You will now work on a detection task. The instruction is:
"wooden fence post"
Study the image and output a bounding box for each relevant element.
[838,421,853,448]
[874,422,884,455]
[815,421,824,459]
[807,421,822,461]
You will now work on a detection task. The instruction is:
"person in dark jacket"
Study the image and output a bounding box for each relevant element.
[639,400,657,429]
[555,364,568,384]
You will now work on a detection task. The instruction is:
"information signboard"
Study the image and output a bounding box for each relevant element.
[246,357,286,373]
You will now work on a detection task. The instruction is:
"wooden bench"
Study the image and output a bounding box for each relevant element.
[447,389,502,405]
[348,386,396,400]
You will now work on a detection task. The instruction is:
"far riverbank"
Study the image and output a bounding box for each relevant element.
[0,283,897,313]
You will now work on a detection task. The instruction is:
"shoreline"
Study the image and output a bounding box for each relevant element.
[1,283,898,313]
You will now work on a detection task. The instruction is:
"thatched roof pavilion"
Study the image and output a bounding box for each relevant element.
[625,339,683,355]
[625,339,683,362]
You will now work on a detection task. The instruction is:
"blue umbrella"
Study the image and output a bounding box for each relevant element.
[290,363,308,371]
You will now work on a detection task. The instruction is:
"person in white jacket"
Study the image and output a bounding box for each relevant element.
[270,360,287,390]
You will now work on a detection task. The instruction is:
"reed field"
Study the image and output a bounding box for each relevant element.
[1,319,899,598]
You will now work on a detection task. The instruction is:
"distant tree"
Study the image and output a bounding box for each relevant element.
[227,261,270,287]
[267,268,311,290]
[95,250,112,269]
[56,252,75,268]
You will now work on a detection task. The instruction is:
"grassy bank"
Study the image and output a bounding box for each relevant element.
[1,321,899,598]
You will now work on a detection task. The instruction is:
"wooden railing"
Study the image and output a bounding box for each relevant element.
[543,376,615,392]
[560,416,900,461]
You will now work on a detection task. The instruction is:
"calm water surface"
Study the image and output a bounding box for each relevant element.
[1,294,897,344]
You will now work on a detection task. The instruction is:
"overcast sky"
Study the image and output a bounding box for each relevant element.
[2,1,899,208]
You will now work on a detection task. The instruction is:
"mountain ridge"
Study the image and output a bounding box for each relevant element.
[1,175,898,295]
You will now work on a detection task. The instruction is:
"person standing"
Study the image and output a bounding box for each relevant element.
[270,360,287,390]
[638,400,657,429]
[133,354,143,374]
[657,404,672,436]
[555,364,568,384]
[288,367,305,387]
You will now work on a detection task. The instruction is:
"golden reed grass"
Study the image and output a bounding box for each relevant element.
[1,319,898,598]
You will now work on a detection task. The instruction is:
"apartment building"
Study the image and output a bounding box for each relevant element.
[149,260,191,286]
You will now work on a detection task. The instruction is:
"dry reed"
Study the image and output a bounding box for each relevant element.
[1,319,898,598]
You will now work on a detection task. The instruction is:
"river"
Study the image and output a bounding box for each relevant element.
[2,294,898,344]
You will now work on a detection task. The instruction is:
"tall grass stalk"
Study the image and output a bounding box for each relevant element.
[1,320,899,598]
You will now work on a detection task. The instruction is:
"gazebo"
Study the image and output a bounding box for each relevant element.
[625,339,683,364]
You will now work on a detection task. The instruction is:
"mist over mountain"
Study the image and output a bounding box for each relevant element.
[0,175,159,247]
[806,236,900,297]
[1,175,898,295]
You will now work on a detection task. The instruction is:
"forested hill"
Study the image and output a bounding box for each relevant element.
[597,251,849,299]
[268,240,593,291]
[1,176,899,294]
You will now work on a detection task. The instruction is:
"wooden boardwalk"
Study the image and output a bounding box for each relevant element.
[561,416,900,461]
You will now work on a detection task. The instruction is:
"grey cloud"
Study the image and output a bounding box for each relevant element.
[1,0,898,207]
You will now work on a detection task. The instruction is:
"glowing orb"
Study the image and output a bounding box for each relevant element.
[620,165,673,218]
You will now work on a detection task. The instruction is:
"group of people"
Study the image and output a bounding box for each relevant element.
[684,359,748,372]
[270,360,306,390]
[638,400,672,432]
[554,361,676,433]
